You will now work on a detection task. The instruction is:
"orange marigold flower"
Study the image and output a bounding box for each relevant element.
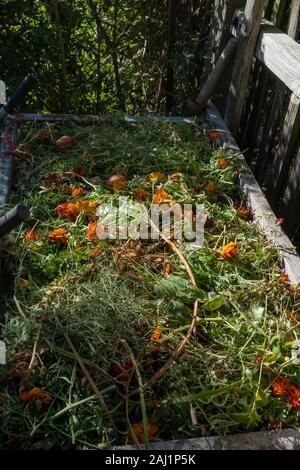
[153,188,171,204]
[148,172,166,183]
[19,387,52,405]
[218,159,230,169]
[66,186,85,197]
[164,262,173,276]
[24,229,39,242]
[87,222,98,241]
[169,172,182,182]
[128,422,159,444]
[220,242,239,259]
[76,200,97,216]
[205,181,216,195]
[57,202,79,221]
[112,180,128,192]
[237,207,249,220]
[271,377,292,397]
[150,325,162,342]
[133,188,149,201]
[279,272,289,284]
[209,130,221,140]
[49,228,68,245]
[287,387,300,409]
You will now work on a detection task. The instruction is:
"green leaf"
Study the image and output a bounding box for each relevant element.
[203,295,225,312]
[154,276,205,302]
[170,382,239,405]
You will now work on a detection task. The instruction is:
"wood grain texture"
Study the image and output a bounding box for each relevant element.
[255,25,300,97]
[206,101,300,285]
[267,93,300,206]
[225,0,265,137]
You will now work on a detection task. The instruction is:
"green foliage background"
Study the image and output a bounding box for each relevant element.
[0,0,212,114]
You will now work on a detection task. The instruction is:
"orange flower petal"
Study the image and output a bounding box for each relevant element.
[209,130,221,140]
[218,159,230,169]
[19,387,52,405]
[220,242,239,259]
[133,188,149,201]
[24,230,39,242]
[87,222,98,241]
[49,228,68,244]
[153,188,171,204]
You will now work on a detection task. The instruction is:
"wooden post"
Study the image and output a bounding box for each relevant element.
[204,0,246,113]
[225,0,265,138]
[195,38,239,112]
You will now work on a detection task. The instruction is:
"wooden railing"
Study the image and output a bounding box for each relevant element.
[223,0,300,252]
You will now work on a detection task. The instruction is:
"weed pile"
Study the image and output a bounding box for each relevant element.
[0,119,299,449]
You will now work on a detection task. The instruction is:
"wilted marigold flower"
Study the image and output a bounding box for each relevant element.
[49,228,68,244]
[87,222,98,241]
[76,200,97,216]
[271,377,292,397]
[57,202,79,221]
[133,188,149,201]
[24,229,39,242]
[66,186,85,197]
[164,262,173,276]
[218,159,230,169]
[220,242,239,259]
[287,388,300,409]
[150,325,162,342]
[0,395,5,405]
[128,421,159,444]
[279,272,289,284]
[19,387,52,405]
[148,172,166,183]
[113,180,128,192]
[153,188,171,204]
[209,130,221,140]
[205,181,216,195]
[237,207,249,220]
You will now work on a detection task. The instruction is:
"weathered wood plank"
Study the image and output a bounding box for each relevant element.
[195,38,239,112]
[279,145,300,236]
[0,80,6,105]
[225,0,265,137]
[255,24,300,97]
[114,427,300,450]
[254,2,299,185]
[206,101,300,285]
[267,93,300,206]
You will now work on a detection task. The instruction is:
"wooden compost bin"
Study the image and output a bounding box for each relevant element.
[1,104,300,450]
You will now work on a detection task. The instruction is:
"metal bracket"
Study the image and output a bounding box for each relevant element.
[231,9,247,39]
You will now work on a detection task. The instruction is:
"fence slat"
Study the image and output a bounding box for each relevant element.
[225,0,265,137]
[267,93,300,206]
[279,145,300,237]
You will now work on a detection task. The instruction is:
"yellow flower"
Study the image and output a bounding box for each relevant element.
[148,172,166,183]
[220,242,239,259]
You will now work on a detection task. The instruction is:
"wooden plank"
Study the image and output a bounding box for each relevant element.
[254,2,300,185]
[279,145,300,236]
[267,93,300,206]
[115,427,300,450]
[195,38,239,112]
[225,0,265,138]
[255,24,300,97]
[206,101,300,285]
